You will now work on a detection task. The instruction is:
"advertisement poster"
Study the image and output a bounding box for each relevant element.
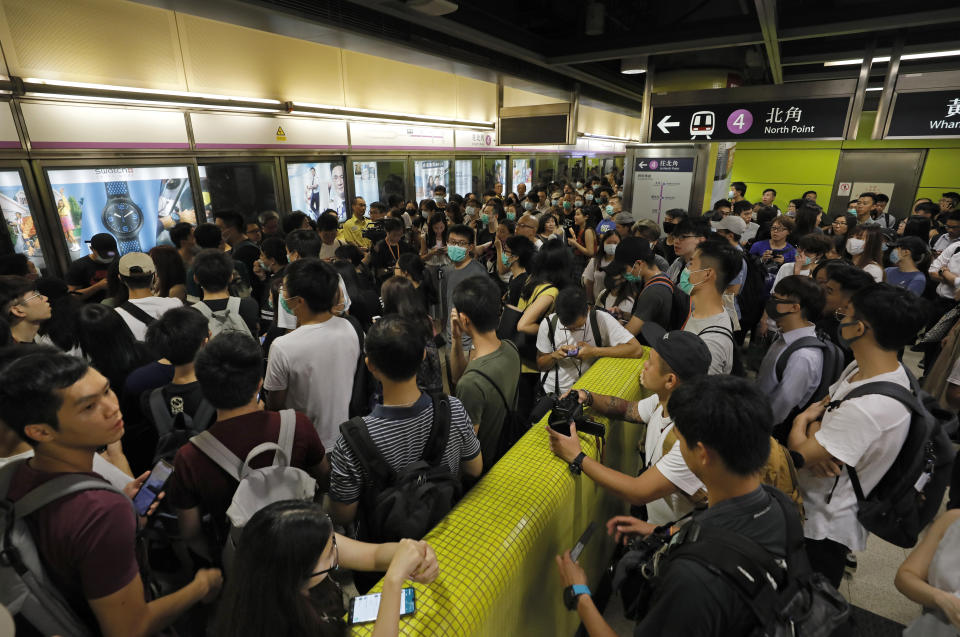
[0,171,46,271]
[512,159,531,194]
[414,160,449,201]
[710,142,736,206]
[493,159,506,190]
[287,162,347,222]
[455,160,473,196]
[47,166,196,259]
[353,161,380,208]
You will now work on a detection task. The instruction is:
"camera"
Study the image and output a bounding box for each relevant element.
[614,524,675,620]
[545,392,606,437]
[362,219,387,244]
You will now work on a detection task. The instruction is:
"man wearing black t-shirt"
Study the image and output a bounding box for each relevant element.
[615,237,674,336]
[556,376,793,636]
[191,249,259,336]
[66,233,117,302]
[365,218,413,286]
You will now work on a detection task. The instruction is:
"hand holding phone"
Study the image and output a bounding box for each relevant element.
[348,588,416,624]
[565,347,580,357]
[132,459,174,516]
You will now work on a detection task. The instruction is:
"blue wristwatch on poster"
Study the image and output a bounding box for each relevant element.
[102,181,143,254]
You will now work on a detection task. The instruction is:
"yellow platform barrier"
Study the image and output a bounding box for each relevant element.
[351,352,651,636]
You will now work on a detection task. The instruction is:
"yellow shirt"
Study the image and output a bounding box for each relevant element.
[340,216,370,248]
[518,282,559,374]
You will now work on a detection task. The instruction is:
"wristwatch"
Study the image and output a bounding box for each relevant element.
[569,451,586,475]
[563,584,591,610]
[102,181,143,254]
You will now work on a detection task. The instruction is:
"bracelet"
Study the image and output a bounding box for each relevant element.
[583,390,594,407]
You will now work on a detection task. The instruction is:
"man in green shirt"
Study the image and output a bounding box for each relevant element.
[450,275,521,472]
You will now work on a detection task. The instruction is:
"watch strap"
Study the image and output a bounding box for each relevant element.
[571,584,590,598]
[118,237,143,255]
[105,181,130,197]
[569,451,586,475]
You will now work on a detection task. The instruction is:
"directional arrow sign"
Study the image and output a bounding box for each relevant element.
[638,161,647,168]
[657,115,679,135]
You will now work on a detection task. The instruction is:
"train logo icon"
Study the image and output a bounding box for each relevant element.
[689,111,715,139]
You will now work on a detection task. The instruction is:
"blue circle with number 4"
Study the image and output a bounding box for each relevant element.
[726,109,753,135]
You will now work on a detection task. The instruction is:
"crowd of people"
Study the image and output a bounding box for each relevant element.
[1,175,959,636]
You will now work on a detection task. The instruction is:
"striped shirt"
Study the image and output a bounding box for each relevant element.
[329,393,481,504]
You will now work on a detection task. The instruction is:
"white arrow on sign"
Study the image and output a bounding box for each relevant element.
[657,115,680,135]
[638,161,647,168]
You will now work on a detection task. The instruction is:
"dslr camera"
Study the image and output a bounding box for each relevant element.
[545,392,606,438]
[362,219,387,244]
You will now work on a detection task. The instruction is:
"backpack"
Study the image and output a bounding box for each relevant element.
[189,410,317,568]
[148,387,216,463]
[343,313,373,418]
[544,309,605,395]
[696,324,746,377]
[642,274,691,331]
[339,394,461,543]
[770,331,846,442]
[119,300,158,328]
[825,366,958,548]
[737,252,770,335]
[617,486,848,635]
[461,343,526,464]
[0,460,132,637]
[193,297,252,338]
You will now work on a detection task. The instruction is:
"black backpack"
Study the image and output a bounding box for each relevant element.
[544,309,605,395]
[697,324,746,377]
[148,387,216,463]
[642,275,691,331]
[825,366,957,548]
[339,393,462,542]
[343,314,373,418]
[119,301,157,328]
[461,344,526,465]
[618,486,850,636]
[770,331,846,442]
[737,252,770,335]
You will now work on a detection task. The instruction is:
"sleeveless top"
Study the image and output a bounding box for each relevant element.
[904,515,960,636]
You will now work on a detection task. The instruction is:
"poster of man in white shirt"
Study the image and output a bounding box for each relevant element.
[287,162,345,222]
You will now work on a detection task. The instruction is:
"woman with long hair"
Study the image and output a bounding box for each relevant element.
[789,204,822,243]
[419,213,450,268]
[76,304,152,392]
[583,229,620,302]
[149,245,187,301]
[824,213,851,239]
[380,276,442,395]
[215,500,438,637]
[846,224,885,282]
[567,205,600,268]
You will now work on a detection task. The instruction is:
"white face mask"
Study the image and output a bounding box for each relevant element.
[603,243,617,256]
[728,190,735,199]
[846,237,865,255]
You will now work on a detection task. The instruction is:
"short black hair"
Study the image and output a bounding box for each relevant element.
[555,286,588,327]
[798,233,832,256]
[695,237,743,291]
[914,201,940,216]
[0,254,29,277]
[285,229,321,259]
[824,262,875,293]
[669,375,772,476]
[774,275,825,321]
[260,236,288,265]
[447,224,474,244]
[948,210,960,224]
[145,306,209,366]
[318,214,339,232]
[365,314,425,382]
[369,202,387,215]
[215,211,244,233]
[452,275,501,333]
[283,211,311,235]
[943,192,960,207]
[713,199,732,210]
[382,218,403,234]
[0,275,36,319]
[396,253,424,283]
[195,332,263,409]
[730,182,747,195]
[671,215,711,239]
[170,222,194,249]
[0,350,89,444]
[194,223,222,249]
[732,200,753,215]
[285,258,338,314]
[858,192,877,204]
[434,185,447,194]
[762,188,776,196]
[875,193,889,204]
[193,249,234,292]
[505,235,536,270]
[850,283,928,351]
[664,209,687,221]
[802,190,817,198]
[334,244,363,266]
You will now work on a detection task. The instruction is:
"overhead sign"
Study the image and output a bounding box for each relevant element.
[630,155,696,223]
[650,97,850,142]
[886,90,960,138]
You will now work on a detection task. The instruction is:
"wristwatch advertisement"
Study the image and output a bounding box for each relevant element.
[102,181,143,254]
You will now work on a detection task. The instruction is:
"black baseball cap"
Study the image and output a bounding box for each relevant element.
[612,236,652,267]
[86,233,117,257]
[640,322,711,381]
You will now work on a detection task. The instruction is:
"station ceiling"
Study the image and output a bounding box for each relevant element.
[243,0,960,112]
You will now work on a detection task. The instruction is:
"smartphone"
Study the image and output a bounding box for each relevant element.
[570,522,597,563]
[771,249,784,257]
[348,587,416,624]
[132,459,174,516]
[565,347,579,357]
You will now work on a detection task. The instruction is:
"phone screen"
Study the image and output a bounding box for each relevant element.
[133,459,174,516]
[570,522,597,563]
[349,587,415,624]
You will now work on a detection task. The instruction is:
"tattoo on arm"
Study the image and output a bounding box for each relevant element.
[607,396,628,419]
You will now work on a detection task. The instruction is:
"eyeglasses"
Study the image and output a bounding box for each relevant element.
[834,308,848,321]
[770,296,795,305]
[832,219,846,225]
[677,234,700,240]
[448,239,471,247]
[771,226,787,232]
[311,533,339,577]
[18,291,42,305]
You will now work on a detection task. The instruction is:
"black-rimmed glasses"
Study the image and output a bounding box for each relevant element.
[311,533,339,577]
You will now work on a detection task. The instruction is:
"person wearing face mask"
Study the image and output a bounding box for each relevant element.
[596,201,617,235]
[522,193,539,214]
[583,229,619,303]
[788,283,927,595]
[771,234,833,292]
[584,189,596,207]
[885,236,929,296]
[845,225,884,283]
[441,224,487,352]
[756,275,829,434]
[504,203,518,223]
[682,238,742,374]
[614,237,675,335]
[67,232,118,302]
[432,184,447,206]
[655,209,686,263]
[728,181,747,204]
[501,235,533,304]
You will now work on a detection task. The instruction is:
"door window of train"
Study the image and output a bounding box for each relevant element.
[0,170,46,272]
[537,158,558,185]
[287,161,347,223]
[414,160,451,203]
[484,158,507,193]
[199,162,277,221]
[352,160,406,210]
[512,159,534,194]
[454,159,480,196]
[46,166,197,259]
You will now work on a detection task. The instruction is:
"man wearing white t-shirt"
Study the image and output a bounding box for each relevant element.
[546,323,711,525]
[114,252,183,341]
[264,258,359,450]
[788,283,927,589]
[536,286,643,396]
